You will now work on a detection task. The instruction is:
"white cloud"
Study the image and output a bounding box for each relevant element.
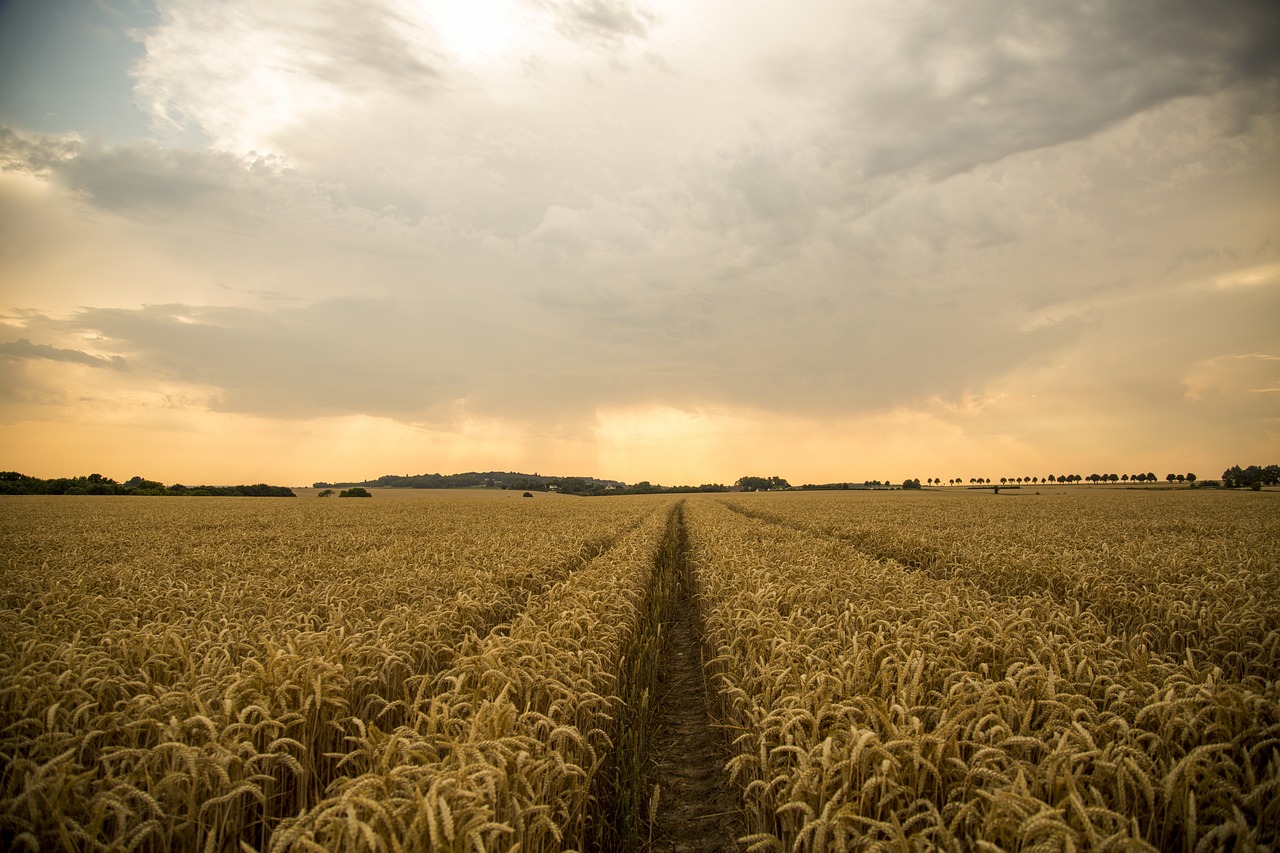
[132,0,450,152]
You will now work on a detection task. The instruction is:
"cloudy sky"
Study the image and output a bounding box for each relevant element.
[1,0,1277,486]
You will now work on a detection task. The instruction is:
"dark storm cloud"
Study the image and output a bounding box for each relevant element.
[0,127,413,251]
[0,125,79,176]
[0,125,281,216]
[834,0,1280,179]
[3,0,1277,478]
[54,302,474,419]
[0,338,128,370]
[18,253,1091,426]
[59,143,247,214]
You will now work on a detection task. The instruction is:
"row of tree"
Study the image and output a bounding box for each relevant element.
[799,481,899,490]
[314,470,739,496]
[603,481,731,495]
[0,472,295,497]
[924,473,1197,487]
[1221,464,1280,489]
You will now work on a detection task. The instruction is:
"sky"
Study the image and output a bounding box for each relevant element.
[1,0,1278,487]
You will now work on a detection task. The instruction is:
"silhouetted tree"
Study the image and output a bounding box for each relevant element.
[1222,465,1276,489]
[735,475,791,492]
[338,487,372,498]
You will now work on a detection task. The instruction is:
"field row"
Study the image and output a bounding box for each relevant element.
[692,495,1279,850]
[720,490,1280,683]
[1,494,671,851]
[2,490,1277,851]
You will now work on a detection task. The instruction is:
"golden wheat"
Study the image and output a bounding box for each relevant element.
[686,493,1279,851]
[0,493,668,851]
[3,489,1276,851]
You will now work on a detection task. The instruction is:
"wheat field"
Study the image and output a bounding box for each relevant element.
[2,489,1277,850]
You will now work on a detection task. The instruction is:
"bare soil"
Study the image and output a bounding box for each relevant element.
[644,514,742,852]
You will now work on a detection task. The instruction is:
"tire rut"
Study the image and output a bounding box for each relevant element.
[643,504,741,852]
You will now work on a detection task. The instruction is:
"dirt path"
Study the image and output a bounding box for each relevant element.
[644,509,742,852]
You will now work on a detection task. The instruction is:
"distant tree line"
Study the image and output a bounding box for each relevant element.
[799,481,898,490]
[919,473,1201,488]
[735,476,791,492]
[599,481,730,495]
[1221,464,1280,490]
[314,471,626,495]
[313,464,1271,500]
[0,472,295,497]
[313,470,731,496]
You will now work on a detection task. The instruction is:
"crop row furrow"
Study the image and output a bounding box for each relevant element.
[0,495,666,851]
[269,499,678,852]
[717,494,1280,684]
[688,498,1279,851]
